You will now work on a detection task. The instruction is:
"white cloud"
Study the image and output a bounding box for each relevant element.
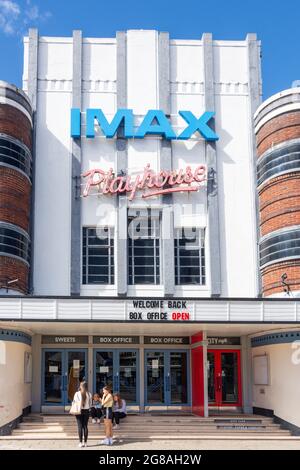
[0,0,20,34]
[26,4,39,20]
[0,0,20,15]
[0,0,51,36]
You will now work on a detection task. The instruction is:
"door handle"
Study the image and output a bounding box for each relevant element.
[114,375,119,391]
[166,375,170,392]
[216,375,222,392]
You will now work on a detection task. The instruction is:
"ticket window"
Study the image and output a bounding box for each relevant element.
[145,350,189,406]
[94,350,139,404]
[42,349,87,406]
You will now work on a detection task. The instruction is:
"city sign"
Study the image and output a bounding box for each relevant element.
[207,337,241,346]
[71,108,219,141]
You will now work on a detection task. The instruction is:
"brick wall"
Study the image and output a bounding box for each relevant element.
[0,99,32,294]
[256,107,300,296]
[0,104,32,150]
[0,256,29,294]
[262,260,300,296]
[256,111,300,157]
[0,167,31,232]
[259,173,300,236]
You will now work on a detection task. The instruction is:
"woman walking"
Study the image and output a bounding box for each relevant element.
[72,381,92,448]
[100,385,114,446]
[112,392,127,429]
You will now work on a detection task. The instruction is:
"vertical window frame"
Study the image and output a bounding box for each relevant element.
[128,210,161,285]
[82,226,114,285]
[174,227,206,286]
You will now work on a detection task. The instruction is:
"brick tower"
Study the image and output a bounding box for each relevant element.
[0,81,33,294]
[255,87,300,296]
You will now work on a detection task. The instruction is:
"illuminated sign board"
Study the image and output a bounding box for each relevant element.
[71,108,218,141]
[82,163,206,199]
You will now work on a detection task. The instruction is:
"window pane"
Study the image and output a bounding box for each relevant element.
[174,228,205,285]
[128,213,160,285]
[82,227,114,285]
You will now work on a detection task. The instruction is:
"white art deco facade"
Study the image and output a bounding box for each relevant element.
[0,29,299,436]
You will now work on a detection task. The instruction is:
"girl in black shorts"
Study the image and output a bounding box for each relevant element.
[100,385,113,445]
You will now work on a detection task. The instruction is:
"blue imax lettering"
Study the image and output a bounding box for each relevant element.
[70,108,219,141]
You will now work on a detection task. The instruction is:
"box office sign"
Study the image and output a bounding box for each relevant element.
[127,300,194,321]
[144,336,190,345]
[42,335,89,344]
[93,336,140,344]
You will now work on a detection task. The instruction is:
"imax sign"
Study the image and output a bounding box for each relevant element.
[71,108,219,141]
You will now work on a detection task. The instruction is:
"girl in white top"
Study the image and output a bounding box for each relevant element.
[73,381,92,448]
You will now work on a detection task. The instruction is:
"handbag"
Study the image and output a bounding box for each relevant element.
[69,398,82,415]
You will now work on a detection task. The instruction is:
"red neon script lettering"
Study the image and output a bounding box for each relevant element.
[82,164,206,200]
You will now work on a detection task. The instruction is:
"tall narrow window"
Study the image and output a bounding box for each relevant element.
[82,227,114,284]
[128,212,160,285]
[174,227,205,285]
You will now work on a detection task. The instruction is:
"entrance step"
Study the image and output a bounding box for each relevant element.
[1,413,298,441]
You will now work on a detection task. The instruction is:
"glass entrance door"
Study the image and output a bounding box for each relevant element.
[42,349,87,406]
[207,350,241,406]
[145,350,190,406]
[94,350,139,404]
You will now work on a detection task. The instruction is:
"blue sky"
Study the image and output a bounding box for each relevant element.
[0,0,299,98]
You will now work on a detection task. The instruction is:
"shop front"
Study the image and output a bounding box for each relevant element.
[40,334,192,412]
[39,333,242,414]
[38,333,249,413]
[1,296,299,427]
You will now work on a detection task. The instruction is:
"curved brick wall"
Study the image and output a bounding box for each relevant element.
[256,111,300,157]
[0,82,33,294]
[0,104,32,150]
[259,173,300,237]
[0,166,31,232]
[255,89,300,297]
[0,256,29,294]
[261,260,300,297]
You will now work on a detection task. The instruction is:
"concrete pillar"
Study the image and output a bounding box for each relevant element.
[246,33,262,297]
[139,336,145,412]
[70,30,82,295]
[31,334,41,412]
[241,335,253,413]
[88,337,93,393]
[159,32,175,296]
[27,28,39,294]
[202,33,221,297]
[116,31,128,296]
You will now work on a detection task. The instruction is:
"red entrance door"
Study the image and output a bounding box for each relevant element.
[207,350,242,407]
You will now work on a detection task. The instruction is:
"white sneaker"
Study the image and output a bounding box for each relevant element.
[92,419,96,424]
[78,442,83,448]
[100,438,109,445]
[108,438,113,445]
[83,443,87,447]
[113,424,119,429]
[97,419,101,424]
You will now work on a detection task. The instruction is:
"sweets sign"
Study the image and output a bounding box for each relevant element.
[82,164,206,200]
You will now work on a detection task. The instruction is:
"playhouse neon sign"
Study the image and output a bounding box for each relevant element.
[82,164,207,200]
[71,109,219,141]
